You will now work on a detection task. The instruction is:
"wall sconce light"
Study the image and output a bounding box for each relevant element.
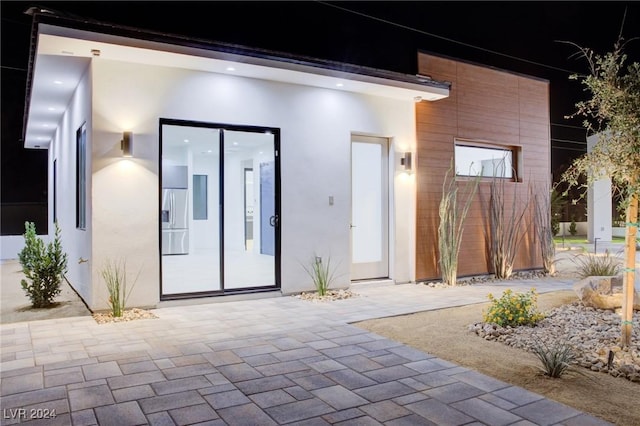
[400,152,413,172]
[121,131,133,157]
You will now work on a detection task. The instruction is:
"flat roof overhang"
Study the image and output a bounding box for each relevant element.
[24,13,450,149]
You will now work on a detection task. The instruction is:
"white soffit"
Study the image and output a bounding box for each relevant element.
[25,27,449,148]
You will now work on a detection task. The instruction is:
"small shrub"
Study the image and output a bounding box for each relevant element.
[302,255,337,297]
[531,340,575,378]
[569,218,577,236]
[483,288,544,327]
[572,250,622,278]
[101,258,140,317]
[18,221,68,308]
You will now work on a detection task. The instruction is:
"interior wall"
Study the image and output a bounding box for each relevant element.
[47,62,93,305]
[89,58,418,307]
[415,53,550,280]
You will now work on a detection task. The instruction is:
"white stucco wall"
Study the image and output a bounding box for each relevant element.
[47,63,93,304]
[86,58,418,308]
[0,235,49,260]
[586,133,612,242]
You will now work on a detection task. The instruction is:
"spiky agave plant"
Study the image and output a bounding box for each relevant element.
[531,340,575,378]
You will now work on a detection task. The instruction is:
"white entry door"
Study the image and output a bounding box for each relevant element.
[350,135,389,280]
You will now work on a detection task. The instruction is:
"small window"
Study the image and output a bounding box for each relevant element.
[76,124,87,229]
[455,141,517,179]
[193,174,207,220]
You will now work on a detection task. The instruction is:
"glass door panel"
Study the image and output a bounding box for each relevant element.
[351,136,389,280]
[161,124,221,295]
[223,130,277,289]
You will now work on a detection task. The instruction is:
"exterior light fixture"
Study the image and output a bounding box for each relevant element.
[400,152,413,172]
[121,131,133,157]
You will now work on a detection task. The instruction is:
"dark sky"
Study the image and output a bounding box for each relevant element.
[2,1,639,204]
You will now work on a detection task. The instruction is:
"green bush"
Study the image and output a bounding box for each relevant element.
[572,250,622,278]
[569,218,577,236]
[483,288,544,327]
[101,258,140,317]
[531,340,575,378]
[18,222,68,308]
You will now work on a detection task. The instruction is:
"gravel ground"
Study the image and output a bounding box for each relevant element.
[92,307,158,324]
[469,303,640,381]
[293,289,359,302]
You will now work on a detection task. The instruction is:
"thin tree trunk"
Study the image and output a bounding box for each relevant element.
[622,191,638,348]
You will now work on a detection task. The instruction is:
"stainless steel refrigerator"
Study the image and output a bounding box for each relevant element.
[161,188,189,255]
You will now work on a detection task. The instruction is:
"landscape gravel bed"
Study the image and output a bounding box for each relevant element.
[294,289,359,302]
[420,270,549,287]
[469,303,640,382]
[92,307,159,324]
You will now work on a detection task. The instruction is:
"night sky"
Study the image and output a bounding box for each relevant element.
[2,1,639,207]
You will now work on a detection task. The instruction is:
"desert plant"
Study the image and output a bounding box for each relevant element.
[572,250,622,278]
[18,221,68,308]
[302,255,337,296]
[438,161,480,285]
[483,288,544,327]
[487,166,531,279]
[560,37,639,347]
[531,183,556,274]
[530,340,575,378]
[101,258,140,317]
[550,189,565,236]
[569,218,578,236]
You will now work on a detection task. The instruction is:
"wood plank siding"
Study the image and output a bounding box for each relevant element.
[415,53,551,281]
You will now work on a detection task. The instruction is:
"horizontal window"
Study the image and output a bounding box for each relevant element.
[455,142,516,179]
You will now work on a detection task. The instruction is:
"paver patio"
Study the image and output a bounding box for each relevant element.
[1,277,613,425]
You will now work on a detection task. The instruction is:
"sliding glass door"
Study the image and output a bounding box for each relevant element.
[222,130,277,290]
[160,120,279,298]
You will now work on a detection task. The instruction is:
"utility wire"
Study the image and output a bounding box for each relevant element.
[1,65,28,72]
[552,146,586,152]
[551,122,588,130]
[551,138,587,145]
[317,1,580,75]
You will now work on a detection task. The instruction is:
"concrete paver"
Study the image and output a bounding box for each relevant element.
[0,276,614,425]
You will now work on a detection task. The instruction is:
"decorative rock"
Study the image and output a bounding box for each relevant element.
[294,289,358,302]
[420,270,549,287]
[469,301,640,382]
[92,308,158,324]
[573,275,640,310]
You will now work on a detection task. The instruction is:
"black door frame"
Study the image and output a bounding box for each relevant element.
[159,118,281,300]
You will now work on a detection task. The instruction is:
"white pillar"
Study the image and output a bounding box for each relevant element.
[586,133,612,242]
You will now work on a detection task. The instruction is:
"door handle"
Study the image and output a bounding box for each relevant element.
[350,224,356,229]
[269,215,279,227]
